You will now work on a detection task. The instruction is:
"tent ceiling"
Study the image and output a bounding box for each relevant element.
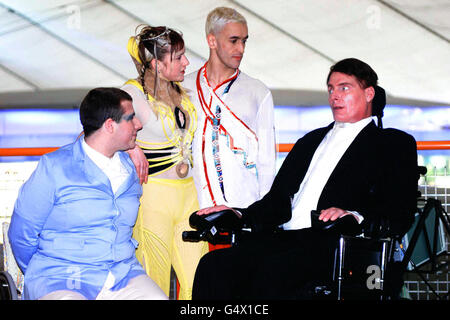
[0,0,449,107]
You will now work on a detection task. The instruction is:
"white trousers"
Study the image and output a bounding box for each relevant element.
[39,274,167,300]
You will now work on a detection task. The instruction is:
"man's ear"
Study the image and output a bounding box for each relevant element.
[365,86,375,103]
[103,118,115,134]
[206,33,217,49]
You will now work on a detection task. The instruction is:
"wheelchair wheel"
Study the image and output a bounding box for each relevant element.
[0,271,19,300]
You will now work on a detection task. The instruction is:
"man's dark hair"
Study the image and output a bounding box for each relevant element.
[326,58,378,89]
[80,87,132,137]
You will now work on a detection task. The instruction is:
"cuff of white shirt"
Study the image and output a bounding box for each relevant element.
[346,211,364,224]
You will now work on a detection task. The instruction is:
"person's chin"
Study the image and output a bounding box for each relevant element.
[232,56,242,66]
[126,142,136,151]
[231,62,241,69]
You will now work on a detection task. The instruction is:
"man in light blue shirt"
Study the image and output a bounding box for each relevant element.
[8,87,167,300]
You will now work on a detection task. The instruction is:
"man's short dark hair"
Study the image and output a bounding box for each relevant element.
[327,58,378,89]
[80,87,132,137]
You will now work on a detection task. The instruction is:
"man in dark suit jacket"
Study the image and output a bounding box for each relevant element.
[191,58,418,300]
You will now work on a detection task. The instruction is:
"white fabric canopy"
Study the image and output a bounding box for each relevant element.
[0,0,449,106]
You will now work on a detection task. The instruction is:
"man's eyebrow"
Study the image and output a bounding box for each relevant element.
[122,112,135,121]
[328,82,353,87]
[229,35,249,40]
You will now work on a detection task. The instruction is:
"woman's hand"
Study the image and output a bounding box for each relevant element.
[127,145,148,184]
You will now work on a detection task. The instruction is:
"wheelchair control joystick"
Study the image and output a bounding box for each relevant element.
[182,209,242,245]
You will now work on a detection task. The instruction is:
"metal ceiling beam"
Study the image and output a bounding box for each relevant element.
[104,0,207,61]
[0,2,129,81]
[377,0,450,43]
[0,1,80,37]
[0,61,40,91]
[228,0,335,63]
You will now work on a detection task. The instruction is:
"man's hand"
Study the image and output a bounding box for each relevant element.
[318,207,358,222]
[127,145,148,184]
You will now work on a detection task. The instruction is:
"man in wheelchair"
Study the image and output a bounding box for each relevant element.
[186,58,418,300]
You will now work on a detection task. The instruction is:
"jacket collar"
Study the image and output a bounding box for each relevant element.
[72,136,136,197]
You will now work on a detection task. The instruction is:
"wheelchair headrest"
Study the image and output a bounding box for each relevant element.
[372,85,386,128]
[372,85,386,117]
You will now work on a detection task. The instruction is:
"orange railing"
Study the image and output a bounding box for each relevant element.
[0,141,449,157]
[0,147,58,157]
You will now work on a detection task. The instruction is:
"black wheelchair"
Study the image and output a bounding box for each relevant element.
[0,271,19,300]
[183,206,408,300]
[182,161,430,300]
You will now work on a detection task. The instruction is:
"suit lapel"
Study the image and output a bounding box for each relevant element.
[302,123,334,171]
[114,152,138,198]
[331,120,378,173]
[72,137,113,194]
[281,123,333,197]
[318,120,380,207]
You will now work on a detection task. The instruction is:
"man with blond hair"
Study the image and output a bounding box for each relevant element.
[183,7,276,211]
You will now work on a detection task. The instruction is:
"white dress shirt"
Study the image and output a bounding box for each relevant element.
[82,138,131,290]
[82,138,129,194]
[283,117,372,230]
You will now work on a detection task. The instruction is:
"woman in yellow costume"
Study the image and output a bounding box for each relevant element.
[121,25,208,300]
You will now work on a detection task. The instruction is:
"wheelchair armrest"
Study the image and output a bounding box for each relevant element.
[311,210,362,237]
[189,209,243,233]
